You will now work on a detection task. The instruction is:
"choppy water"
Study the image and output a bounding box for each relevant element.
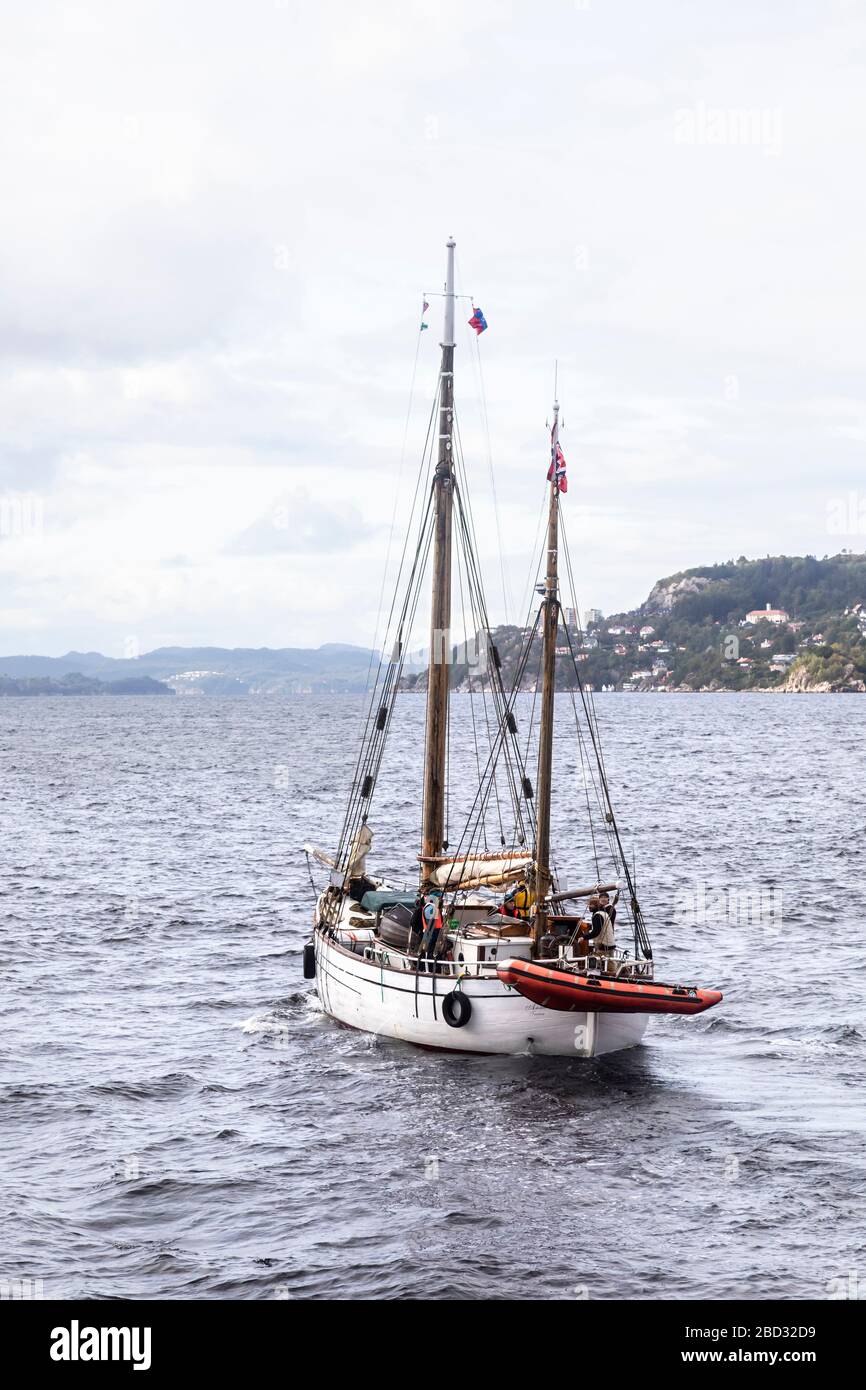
[1,693,864,1300]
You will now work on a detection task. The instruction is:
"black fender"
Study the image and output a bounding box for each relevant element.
[442,990,472,1028]
[303,941,316,979]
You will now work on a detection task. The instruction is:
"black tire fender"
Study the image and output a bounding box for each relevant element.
[442,990,472,1028]
[303,941,316,980]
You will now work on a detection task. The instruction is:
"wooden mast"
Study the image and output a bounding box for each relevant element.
[420,238,456,886]
[532,396,561,947]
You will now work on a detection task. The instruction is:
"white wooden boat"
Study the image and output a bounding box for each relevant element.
[303,239,720,1056]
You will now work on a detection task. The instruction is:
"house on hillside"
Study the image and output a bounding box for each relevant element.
[745,603,790,625]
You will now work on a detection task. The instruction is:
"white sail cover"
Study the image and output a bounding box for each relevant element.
[430,853,532,889]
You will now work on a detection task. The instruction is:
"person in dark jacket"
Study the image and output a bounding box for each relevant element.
[419,888,445,960]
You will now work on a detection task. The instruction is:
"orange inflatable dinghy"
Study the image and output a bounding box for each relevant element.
[496,958,722,1016]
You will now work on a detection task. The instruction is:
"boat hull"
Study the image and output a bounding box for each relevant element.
[496,959,723,1015]
[314,928,649,1057]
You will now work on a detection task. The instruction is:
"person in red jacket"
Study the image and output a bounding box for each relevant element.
[498,879,533,920]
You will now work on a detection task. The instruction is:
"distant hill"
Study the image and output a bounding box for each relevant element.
[622,551,866,691]
[0,674,173,697]
[6,553,866,696]
[640,552,866,624]
[0,643,379,696]
[401,551,866,694]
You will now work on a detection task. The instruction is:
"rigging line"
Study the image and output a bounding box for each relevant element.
[499,482,555,832]
[375,373,441,668]
[449,429,526,825]
[303,850,322,902]
[363,503,436,795]
[561,608,618,827]
[338,512,436,889]
[370,530,434,803]
[516,484,550,629]
[451,407,519,708]
[346,370,437,719]
[445,598,541,870]
[449,499,509,863]
[571,686,603,877]
[453,524,516,867]
[458,628,539,867]
[338,375,442,840]
[559,571,623,899]
[451,474,531,843]
[520,608,544,774]
[361,315,426,701]
[455,529,490,852]
[334,485,437,868]
[559,602,651,957]
[469,575,507,845]
[554,559,609,845]
[451,419,546,853]
[507,495,551,786]
[451,418,509,843]
[558,499,611,787]
[449,419,537,847]
[458,302,512,627]
[493,605,542,845]
[341,483,434,821]
[552,493,634,898]
[445,636,451,851]
[569,682,608,830]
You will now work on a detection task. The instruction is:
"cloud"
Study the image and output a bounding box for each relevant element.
[226,489,383,556]
[1,0,865,653]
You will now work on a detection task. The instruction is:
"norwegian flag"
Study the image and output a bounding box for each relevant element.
[547,437,568,493]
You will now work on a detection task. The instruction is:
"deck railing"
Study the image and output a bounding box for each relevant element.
[357,941,654,981]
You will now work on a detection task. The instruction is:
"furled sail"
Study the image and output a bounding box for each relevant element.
[428,851,532,889]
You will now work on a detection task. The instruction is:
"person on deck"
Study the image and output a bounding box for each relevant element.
[587,891,616,971]
[419,888,445,961]
[498,879,534,921]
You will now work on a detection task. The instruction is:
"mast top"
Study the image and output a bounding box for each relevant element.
[442,238,456,348]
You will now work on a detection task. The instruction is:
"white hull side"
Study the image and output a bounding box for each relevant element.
[314,929,648,1057]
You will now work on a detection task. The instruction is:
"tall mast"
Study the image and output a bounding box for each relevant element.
[420,237,456,886]
[533,395,561,946]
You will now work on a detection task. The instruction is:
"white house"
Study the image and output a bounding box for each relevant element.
[745,603,790,625]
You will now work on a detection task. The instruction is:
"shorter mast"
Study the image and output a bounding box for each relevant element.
[532,397,561,949]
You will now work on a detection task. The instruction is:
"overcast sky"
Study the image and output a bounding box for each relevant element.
[1,0,864,657]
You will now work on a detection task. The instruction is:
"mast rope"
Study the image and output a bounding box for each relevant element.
[361,316,426,704]
[455,245,512,626]
[557,516,652,959]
